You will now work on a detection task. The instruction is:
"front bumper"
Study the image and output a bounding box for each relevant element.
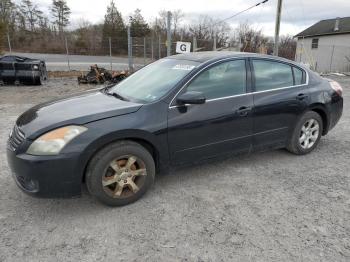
[7,149,83,198]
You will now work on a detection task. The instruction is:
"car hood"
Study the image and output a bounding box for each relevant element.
[16,90,142,139]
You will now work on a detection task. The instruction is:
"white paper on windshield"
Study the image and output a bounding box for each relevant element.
[172,64,196,71]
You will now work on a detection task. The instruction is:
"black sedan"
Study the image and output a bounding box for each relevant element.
[7,52,343,206]
[0,55,47,85]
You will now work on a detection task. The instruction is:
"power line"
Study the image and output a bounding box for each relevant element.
[210,0,269,28]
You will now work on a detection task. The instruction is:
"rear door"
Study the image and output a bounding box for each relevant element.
[167,59,254,164]
[251,59,309,150]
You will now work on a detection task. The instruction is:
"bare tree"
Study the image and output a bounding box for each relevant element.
[235,22,268,53]
[278,35,297,60]
[19,0,43,32]
[157,10,167,32]
[0,0,16,53]
[172,9,184,37]
[188,15,231,48]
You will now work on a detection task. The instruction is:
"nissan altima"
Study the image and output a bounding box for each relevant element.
[7,52,343,206]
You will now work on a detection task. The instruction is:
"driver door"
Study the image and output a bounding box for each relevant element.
[167,59,253,165]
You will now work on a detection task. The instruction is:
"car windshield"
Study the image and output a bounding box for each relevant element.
[109,59,200,103]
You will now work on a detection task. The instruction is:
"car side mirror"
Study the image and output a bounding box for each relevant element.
[177,91,206,105]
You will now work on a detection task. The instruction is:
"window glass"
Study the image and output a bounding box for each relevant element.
[293,67,305,85]
[312,38,319,49]
[186,60,246,100]
[253,60,293,91]
[112,59,199,103]
[0,56,15,62]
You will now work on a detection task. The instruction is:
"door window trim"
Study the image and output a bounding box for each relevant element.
[169,57,309,109]
[169,57,249,108]
[250,58,309,94]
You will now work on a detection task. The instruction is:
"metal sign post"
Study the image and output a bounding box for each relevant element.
[65,36,70,71]
[7,32,12,53]
[109,37,112,70]
[166,11,172,56]
[127,26,134,72]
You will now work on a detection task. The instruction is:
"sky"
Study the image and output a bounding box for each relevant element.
[24,0,350,36]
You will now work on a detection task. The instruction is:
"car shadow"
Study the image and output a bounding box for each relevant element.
[13,141,328,215]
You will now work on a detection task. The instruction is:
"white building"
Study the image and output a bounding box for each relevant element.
[295,17,350,73]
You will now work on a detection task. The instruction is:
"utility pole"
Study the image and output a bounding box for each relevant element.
[273,0,283,56]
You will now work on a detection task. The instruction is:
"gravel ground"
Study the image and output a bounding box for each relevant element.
[0,76,349,262]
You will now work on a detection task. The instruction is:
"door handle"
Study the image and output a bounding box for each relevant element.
[296,93,308,100]
[236,106,251,116]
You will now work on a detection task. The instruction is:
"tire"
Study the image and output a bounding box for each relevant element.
[34,76,42,85]
[86,140,155,206]
[287,111,323,155]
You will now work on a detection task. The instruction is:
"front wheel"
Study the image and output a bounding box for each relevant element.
[287,111,323,155]
[86,141,155,206]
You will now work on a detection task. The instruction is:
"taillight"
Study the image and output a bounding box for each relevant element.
[326,79,343,97]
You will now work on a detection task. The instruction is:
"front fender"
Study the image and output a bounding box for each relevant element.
[71,111,169,181]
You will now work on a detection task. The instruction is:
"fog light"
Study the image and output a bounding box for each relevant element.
[25,178,39,192]
[15,175,39,192]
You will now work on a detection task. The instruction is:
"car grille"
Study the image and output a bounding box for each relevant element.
[8,125,25,151]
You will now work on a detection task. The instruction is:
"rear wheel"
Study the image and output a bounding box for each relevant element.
[86,141,155,206]
[34,76,42,85]
[287,111,323,155]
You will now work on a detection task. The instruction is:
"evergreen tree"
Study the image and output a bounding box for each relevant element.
[129,9,150,37]
[50,0,71,33]
[102,0,126,54]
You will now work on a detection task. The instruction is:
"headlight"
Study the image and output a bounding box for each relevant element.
[27,125,87,155]
[32,65,39,70]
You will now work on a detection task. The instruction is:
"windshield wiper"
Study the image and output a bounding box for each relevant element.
[99,84,126,100]
[107,91,129,101]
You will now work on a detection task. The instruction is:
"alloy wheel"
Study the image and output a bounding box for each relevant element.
[102,155,147,198]
[299,119,320,149]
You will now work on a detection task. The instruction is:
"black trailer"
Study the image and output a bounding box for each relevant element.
[0,55,47,85]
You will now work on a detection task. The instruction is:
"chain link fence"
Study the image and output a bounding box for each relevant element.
[8,31,349,74]
[3,30,229,72]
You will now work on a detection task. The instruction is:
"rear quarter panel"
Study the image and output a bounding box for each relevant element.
[307,73,343,133]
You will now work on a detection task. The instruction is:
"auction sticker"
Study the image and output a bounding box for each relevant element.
[172,64,196,71]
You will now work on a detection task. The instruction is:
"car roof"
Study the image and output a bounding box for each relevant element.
[168,51,302,67]
[0,55,29,60]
